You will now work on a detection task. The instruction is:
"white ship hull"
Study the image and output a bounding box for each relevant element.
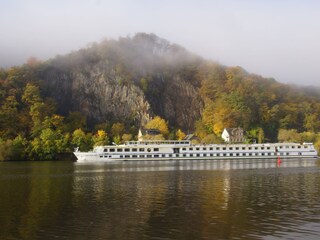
[74,141,318,163]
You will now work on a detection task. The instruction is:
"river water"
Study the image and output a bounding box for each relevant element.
[0,158,320,240]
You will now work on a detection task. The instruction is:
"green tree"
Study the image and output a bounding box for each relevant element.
[0,95,19,138]
[30,128,67,160]
[71,129,93,151]
[22,83,42,105]
[8,135,28,161]
[64,111,87,133]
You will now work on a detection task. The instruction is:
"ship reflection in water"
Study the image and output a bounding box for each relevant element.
[1,158,320,239]
[74,158,319,172]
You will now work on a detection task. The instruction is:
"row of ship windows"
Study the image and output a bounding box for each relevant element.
[100,152,301,158]
[104,148,159,153]
[183,146,306,151]
[103,145,308,153]
[127,141,190,145]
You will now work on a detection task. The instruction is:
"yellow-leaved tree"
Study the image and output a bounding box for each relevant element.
[176,129,186,140]
[145,116,169,138]
[93,130,109,146]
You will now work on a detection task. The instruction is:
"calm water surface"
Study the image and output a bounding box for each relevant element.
[0,158,320,240]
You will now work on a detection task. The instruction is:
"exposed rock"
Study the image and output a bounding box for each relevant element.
[39,33,204,131]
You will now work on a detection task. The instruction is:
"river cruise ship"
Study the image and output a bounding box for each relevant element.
[74,140,318,163]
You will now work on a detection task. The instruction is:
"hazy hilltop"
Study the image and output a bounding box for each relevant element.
[39,33,204,130]
[1,33,320,145]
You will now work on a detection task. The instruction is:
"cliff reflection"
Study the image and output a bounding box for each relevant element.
[0,158,319,239]
[70,158,320,239]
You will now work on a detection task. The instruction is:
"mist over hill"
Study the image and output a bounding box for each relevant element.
[2,33,320,144]
[38,33,204,130]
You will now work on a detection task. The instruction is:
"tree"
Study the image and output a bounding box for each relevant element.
[0,95,19,138]
[22,83,42,105]
[0,139,13,161]
[258,128,265,143]
[194,120,210,140]
[64,111,87,133]
[30,128,67,160]
[111,123,125,138]
[140,77,149,92]
[122,133,133,142]
[176,129,186,140]
[71,129,93,151]
[278,129,301,143]
[201,134,224,144]
[145,116,169,137]
[304,113,320,132]
[8,135,28,161]
[202,100,236,135]
[92,130,109,146]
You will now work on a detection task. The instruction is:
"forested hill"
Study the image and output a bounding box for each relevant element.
[39,33,320,140]
[39,33,204,131]
[1,32,320,160]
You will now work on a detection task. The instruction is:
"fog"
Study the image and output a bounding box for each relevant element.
[1,0,320,86]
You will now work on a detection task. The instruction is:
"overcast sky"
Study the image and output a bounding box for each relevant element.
[1,0,320,86]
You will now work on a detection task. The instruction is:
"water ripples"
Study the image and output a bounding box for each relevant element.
[1,159,320,239]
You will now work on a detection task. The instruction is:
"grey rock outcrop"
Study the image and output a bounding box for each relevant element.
[39,33,204,131]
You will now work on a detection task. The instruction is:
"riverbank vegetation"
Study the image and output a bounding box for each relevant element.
[1,34,320,160]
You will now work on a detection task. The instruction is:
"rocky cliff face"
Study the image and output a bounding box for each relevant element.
[39,33,204,131]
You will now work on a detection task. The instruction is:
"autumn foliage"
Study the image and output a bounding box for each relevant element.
[1,34,320,160]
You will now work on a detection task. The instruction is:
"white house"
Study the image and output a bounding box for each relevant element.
[221,128,245,143]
